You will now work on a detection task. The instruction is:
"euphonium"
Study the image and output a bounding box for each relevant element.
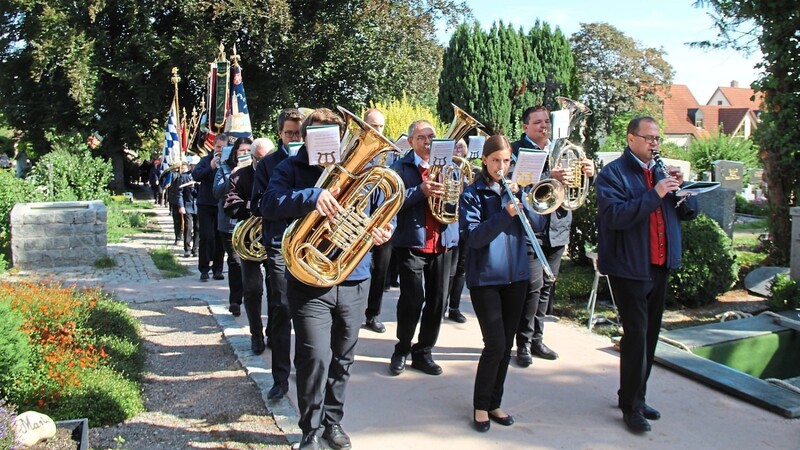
[548,96,592,211]
[281,106,405,287]
[428,104,484,224]
[232,216,266,261]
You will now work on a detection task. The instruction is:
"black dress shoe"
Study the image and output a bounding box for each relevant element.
[365,317,386,333]
[411,355,443,375]
[322,424,352,450]
[488,412,514,426]
[448,308,467,323]
[642,404,661,420]
[200,272,210,282]
[267,382,288,400]
[299,433,321,450]
[390,352,407,375]
[532,341,559,360]
[623,411,652,432]
[213,272,225,280]
[228,304,241,317]
[516,344,532,367]
[251,335,266,355]
[183,251,191,258]
[473,413,490,432]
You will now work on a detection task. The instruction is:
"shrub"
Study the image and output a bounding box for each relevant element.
[0,300,31,393]
[568,186,597,266]
[768,274,800,311]
[0,282,143,426]
[27,147,112,202]
[0,398,16,450]
[0,170,44,258]
[668,214,738,307]
[735,194,769,216]
[686,129,759,179]
[367,93,447,141]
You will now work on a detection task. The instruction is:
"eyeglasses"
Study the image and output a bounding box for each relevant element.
[635,135,661,144]
[282,130,302,138]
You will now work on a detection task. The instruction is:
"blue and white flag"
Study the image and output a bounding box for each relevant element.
[163,105,181,165]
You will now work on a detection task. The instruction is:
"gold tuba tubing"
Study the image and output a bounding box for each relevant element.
[281,107,405,287]
[428,104,484,224]
[232,216,266,261]
[549,96,592,211]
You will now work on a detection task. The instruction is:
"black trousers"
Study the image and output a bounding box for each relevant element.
[221,232,243,307]
[447,240,466,310]
[471,280,528,411]
[240,259,267,338]
[197,204,224,275]
[609,265,669,414]
[267,248,292,387]
[170,205,183,242]
[394,247,453,356]
[516,245,554,347]
[365,241,392,319]
[288,278,369,435]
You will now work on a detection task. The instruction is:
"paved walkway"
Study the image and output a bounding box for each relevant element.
[12,191,800,449]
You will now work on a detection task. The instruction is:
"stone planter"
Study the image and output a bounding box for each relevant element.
[55,419,88,450]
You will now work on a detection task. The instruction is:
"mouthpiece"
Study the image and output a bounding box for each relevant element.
[496,169,505,178]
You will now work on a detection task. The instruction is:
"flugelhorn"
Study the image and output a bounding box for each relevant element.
[428,104,483,224]
[281,107,405,287]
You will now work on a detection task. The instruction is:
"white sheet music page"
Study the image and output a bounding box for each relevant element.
[511,148,548,187]
[395,134,412,151]
[287,142,303,157]
[551,109,570,139]
[467,135,485,159]
[429,139,454,167]
[306,125,340,166]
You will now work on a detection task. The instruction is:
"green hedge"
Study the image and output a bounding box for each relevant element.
[0,300,30,394]
[769,274,800,311]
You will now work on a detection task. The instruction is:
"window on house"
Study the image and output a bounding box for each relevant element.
[717,101,723,105]
[695,118,704,129]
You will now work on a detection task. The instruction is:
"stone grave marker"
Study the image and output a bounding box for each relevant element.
[712,160,745,190]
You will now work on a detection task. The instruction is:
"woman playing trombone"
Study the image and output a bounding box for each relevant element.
[459,134,546,432]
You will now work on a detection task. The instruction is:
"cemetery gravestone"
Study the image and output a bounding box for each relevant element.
[712,160,745,190]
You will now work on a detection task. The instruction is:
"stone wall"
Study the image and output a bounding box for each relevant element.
[11,201,107,269]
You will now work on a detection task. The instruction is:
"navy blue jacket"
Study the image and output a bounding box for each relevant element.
[172,172,197,214]
[256,144,290,248]
[212,164,237,233]
[191,153,218,207]
[595,147,698,280]
[460,177,546,288]
[390,151,459,249]
[262,146,376,282]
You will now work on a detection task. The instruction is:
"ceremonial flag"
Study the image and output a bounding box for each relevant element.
[180,108,188,153]
[224,63,253,140]
[163,105,181,166]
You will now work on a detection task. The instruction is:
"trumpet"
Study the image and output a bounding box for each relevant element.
[497,170,556,281]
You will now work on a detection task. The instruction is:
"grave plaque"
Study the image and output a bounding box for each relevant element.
[712,160,745,190]
[696,187,736,238]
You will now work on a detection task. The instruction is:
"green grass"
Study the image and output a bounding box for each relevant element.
[94,256,117,269]
[733,218,768,231]
[106,200,158,243]
[149,248,190,278]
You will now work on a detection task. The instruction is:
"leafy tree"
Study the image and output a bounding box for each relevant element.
[0,0,469,191]
[570,23,674,144]
[686,129,759,175]
[693,0,800,263]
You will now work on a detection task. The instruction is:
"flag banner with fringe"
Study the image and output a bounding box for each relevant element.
[224,63,253,140]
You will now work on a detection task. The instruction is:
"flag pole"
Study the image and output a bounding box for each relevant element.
[170,67,184,163]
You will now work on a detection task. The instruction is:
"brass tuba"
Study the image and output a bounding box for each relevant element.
[232,216,266,261]
[281,107,405,287]
[549,96,592,211]
[428,104,484,224]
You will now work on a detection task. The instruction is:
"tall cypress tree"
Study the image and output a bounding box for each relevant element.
[438,22,486,127]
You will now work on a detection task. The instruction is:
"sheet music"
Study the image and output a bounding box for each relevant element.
[551,109,570,139]
[511,148,548,187]
[306,125,340,166]
[467,135,485,159]
[395,134,412,151]
[429,139,454,167]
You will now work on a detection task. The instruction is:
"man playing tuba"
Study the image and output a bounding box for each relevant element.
[511,105,595,367]
[262,108,395,450]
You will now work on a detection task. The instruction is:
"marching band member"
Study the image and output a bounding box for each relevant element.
[223,137,275,356]
[460,134,546,432]
[253,108,305,400]
[512,105,595,366]
[263,108,394,450]
[389,119,459,376]
[595,116,697,432]
[192,134,227,282]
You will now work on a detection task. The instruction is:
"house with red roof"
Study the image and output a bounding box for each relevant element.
[660,81,761,147]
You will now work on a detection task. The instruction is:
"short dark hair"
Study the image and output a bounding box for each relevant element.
[277,108,305,133]
[521,105,549,124]
[627,116,658,136]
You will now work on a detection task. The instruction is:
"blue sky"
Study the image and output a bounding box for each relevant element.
[437,0,762,104]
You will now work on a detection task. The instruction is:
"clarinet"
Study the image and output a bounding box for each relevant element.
[652,150,692,209]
